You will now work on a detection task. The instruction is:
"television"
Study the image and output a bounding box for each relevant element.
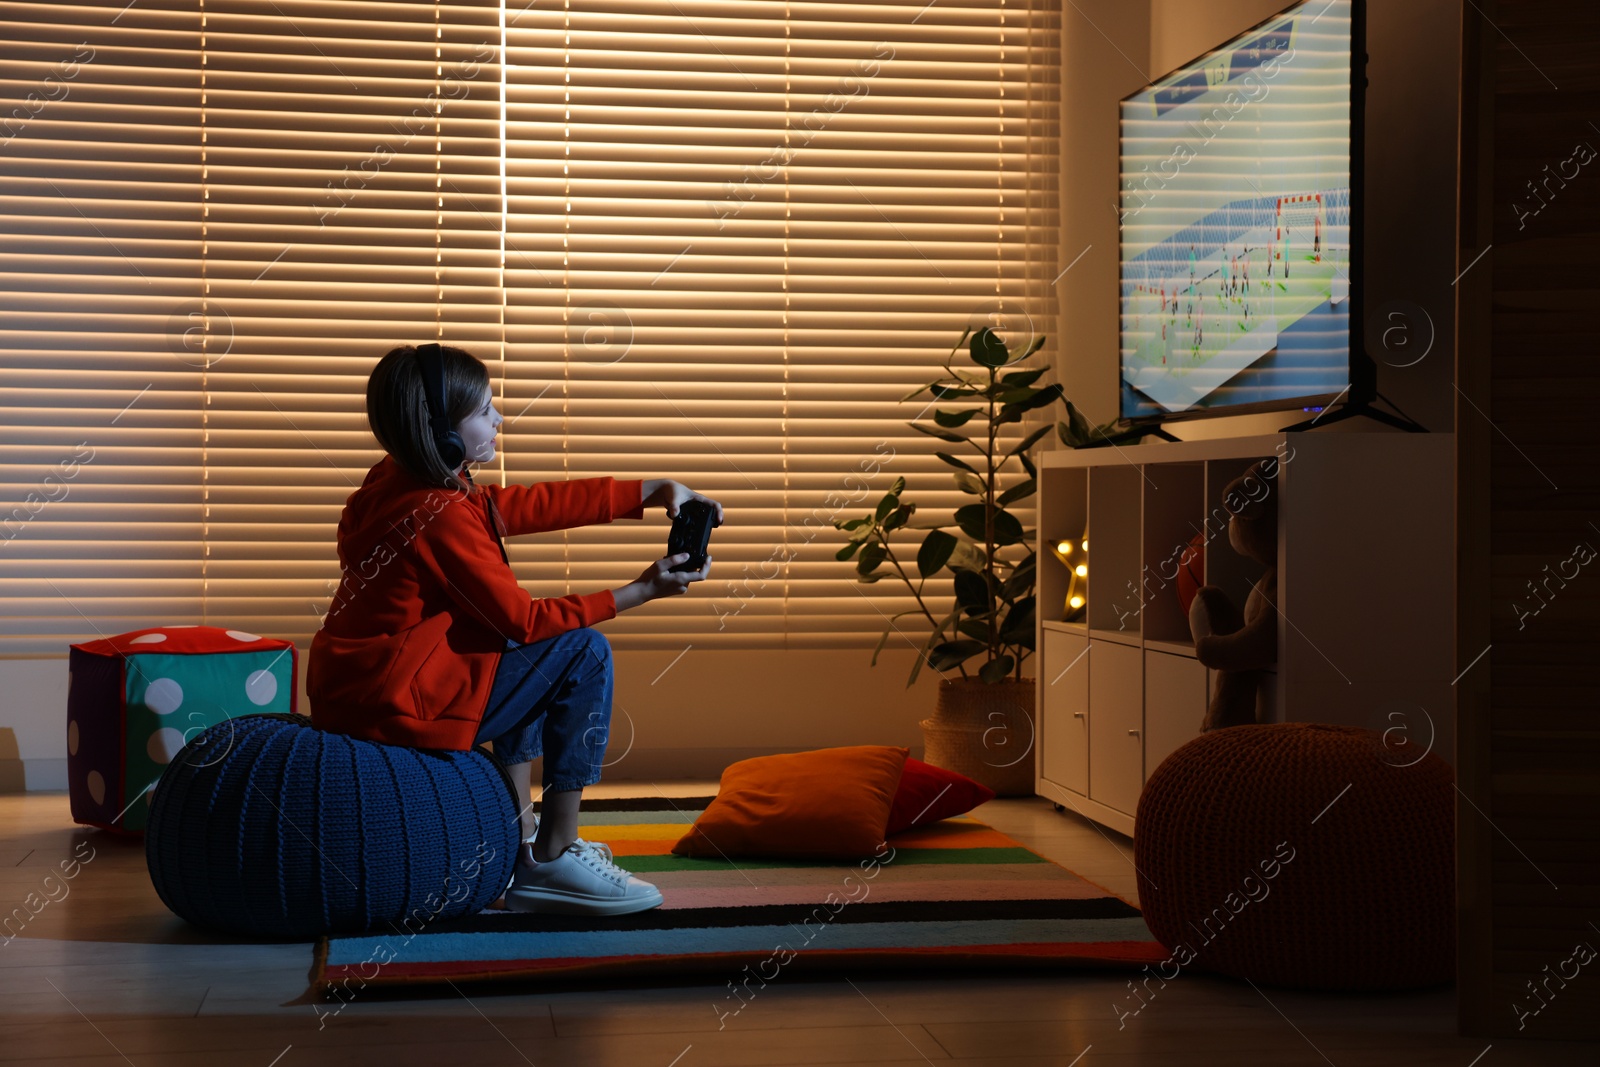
[1118,0,1365,425]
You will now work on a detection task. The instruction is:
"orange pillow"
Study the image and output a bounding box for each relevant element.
[671,745,910,860]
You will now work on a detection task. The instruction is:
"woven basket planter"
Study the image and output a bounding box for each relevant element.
[145,713,521,939]
[919,677,1036,796]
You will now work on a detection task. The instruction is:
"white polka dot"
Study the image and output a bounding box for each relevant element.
[128,632,167,645]
[245,670,278,706]
[144,677,183,715]
[147,727,186,765]
[226,630,261,642]
[86,770,105,805]
[67,720,79,756]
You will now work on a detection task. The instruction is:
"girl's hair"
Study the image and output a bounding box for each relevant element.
[366,343,490,494]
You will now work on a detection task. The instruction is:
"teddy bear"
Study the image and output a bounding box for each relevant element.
[1187,458,1279,731]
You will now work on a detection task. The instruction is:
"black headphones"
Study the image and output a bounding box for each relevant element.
[414,342,466,470]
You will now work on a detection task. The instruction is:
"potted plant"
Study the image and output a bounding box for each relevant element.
[832,326,1069,795]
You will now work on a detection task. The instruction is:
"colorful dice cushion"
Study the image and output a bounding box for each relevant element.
[145,713,521,939]
[67,625,298,834]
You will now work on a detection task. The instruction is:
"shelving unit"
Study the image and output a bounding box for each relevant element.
[1034,432,1454,836]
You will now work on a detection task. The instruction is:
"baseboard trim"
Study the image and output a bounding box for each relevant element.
[0,758,67,793]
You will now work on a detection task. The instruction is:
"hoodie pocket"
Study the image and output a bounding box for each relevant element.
[406,615,470,721]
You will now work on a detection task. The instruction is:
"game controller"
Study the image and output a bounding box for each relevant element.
[667,499,718,573]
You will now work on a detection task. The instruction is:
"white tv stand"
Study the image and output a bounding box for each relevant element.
[1033,432,1454,836]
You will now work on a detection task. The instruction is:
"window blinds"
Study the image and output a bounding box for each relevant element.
[2,1,205,652]
[0,0,1060,656]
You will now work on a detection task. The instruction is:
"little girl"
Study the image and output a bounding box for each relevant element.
[307,342,719,917]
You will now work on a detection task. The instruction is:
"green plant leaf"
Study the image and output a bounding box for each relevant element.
[1000,382,1065,418]
[1020,335,1047,360]
[1001,552,1037,599]
[1004,423,1052,460]
[869,609,925,667]
[930,639,987,671]
[999,595,1036,640]
[1055,399,1150,450]
[1000,366,1047,388]
[994,385,1040,406]
[874,493,898,522]
[992,508,1025,545]
[909,603,967,687]
[946,538,984,572]
[954,470,986,495]
[933,408,979,428]
[978,653,1016,684]
[954,502,1024,545]
[997,478,1036,506]
[888,475,906,495]
[957,617,992,642]
[839,517,872,531]
[1030,382,1068,412]
[934,451,980,474]
[932,601,964,638]
[953,505,984,542]
[969,327,1010,368]
[883,503,914,533]
[929,383,983,400]
[908,421,969,444]
[943,326,974,367]
[1071,403,1101,443]
[916,529,959,577]
[835,541,862,561]
[953,568,990,613]
[857,541,887,576]
[1019,450,1037,479]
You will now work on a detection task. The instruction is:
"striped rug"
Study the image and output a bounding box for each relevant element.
[314,796,1166,990]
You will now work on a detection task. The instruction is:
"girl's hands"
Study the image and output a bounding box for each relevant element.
[614,479,721,613]
[614,552,713,612]
[645,479,725,525]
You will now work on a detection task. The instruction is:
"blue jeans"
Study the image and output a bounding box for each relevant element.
[474,626,613,794]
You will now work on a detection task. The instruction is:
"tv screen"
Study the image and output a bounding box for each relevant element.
[1119,0,1357,421]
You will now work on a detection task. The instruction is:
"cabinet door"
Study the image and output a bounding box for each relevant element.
[1040,628,1089,794]
[1144,651,1206,780]
[1088,639,1143,815]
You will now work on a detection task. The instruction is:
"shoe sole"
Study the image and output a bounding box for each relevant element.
[504,885,664,917]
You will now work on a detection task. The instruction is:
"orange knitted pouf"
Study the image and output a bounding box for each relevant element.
[1134,722,1454,991]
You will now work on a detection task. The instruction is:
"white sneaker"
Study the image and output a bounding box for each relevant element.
[505,813,540,893]
[505,838,664,917]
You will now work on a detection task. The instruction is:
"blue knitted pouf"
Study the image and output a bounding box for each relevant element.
[145,713,520,939]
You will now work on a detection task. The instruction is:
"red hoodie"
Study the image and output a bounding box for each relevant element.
[307,455,645,750]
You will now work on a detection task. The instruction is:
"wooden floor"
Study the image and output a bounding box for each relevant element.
[1,786,1594,1066]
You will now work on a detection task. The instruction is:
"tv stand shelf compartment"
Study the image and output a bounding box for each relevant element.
[1033,432,1454,837]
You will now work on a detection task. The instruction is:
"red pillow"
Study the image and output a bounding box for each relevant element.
[671,745,909,860]
[886,758,995,835]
